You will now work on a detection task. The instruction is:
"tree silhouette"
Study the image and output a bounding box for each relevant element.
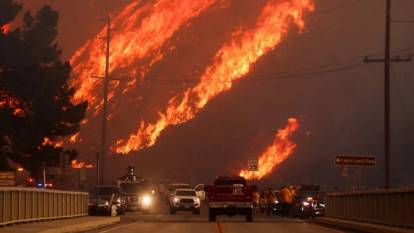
[0,0,87,176]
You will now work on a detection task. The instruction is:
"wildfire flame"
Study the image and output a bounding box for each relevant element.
[240,118,299,180]
[71,160,95,169]
[1,24,10,34]
[115,0,314,154]
[69,132,80,143]
[42,137,64,148]
[70,0,217,113]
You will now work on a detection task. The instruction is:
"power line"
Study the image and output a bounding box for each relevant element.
[141,63,366,84]
[392,19,414,24]
[308,0,363,17]
[130,44,414,84]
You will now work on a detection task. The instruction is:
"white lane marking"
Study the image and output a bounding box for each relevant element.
[98,222,138,233]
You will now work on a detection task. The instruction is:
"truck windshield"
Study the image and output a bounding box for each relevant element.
[176,190,196,196]
[120,183,149,194]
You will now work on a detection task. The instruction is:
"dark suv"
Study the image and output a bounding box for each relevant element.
[120,182,154,214]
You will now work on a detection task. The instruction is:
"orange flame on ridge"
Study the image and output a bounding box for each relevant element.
[70,0,217,111]
[71,160,95,169]
[240,118,299,180]
[115,0,314,154]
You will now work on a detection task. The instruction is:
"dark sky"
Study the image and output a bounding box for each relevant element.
[18,0,414,188]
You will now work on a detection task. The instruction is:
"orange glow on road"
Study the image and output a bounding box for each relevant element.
[240,118,299,180]
[115,0,314,154]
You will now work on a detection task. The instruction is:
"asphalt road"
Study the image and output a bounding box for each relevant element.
[84,200,356,233]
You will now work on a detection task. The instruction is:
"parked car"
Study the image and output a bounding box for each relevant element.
[207,176,254,222]
[165,183,192,203]
[169,189,201,215]
[89,185,126,215]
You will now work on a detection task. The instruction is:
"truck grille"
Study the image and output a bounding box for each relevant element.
[180,199,194,204]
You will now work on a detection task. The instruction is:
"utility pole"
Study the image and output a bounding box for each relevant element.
[97,16,111,185]
[92,16,125,185]
[364,0,411,189]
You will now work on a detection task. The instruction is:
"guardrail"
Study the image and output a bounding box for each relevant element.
[325,188,414,228]
[0,187,88,226]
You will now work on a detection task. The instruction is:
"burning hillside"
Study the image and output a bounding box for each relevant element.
[240,118,299,180]
[68,0,314,178]
[114,0,313,154]
[70,0,217,114]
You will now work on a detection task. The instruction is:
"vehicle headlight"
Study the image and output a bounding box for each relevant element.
[274,200,279,204]
[194,197,200,203]
[307,197,313,201]
[142,195,152,206]
[319,203,325,207]
[174,197,179,203]
[116,197,121,203]
[302,201,310,206]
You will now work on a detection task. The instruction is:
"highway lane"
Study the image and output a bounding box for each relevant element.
[84,201,356,233]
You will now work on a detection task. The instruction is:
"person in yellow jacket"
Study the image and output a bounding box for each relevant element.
[252,191,260,213]
[279,186,293,217]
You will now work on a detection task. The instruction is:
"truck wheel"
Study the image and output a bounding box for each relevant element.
[246,209,253,222]
[208,208,216,222]
[193,209,200,215]
[169,207,176,215]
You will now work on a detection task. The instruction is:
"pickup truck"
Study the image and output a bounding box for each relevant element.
[207,176,254,222]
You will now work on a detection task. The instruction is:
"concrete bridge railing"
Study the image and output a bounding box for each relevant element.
[325,188,414,228]
[0,187,88,226]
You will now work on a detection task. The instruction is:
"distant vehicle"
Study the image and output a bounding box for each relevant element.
[165,183,192,203]
[169,189,201,215]
[290,185,320,219]
[117,165,155,214]
[194,184,205,200]
[314,191,327,217]
[89,185,125,215]
[268,190,281,215]
[207,176,254,222]
[120,181,154,214]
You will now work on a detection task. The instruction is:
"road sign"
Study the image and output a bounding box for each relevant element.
[335,155,376,167]
[248,158,258,171]
[0,171,15,186]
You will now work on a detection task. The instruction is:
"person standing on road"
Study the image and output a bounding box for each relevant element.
[259,191,266,213]
[265,188,276,215]
[280,186,293,217]
[252,189,260,214]
[159,182,165,201]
